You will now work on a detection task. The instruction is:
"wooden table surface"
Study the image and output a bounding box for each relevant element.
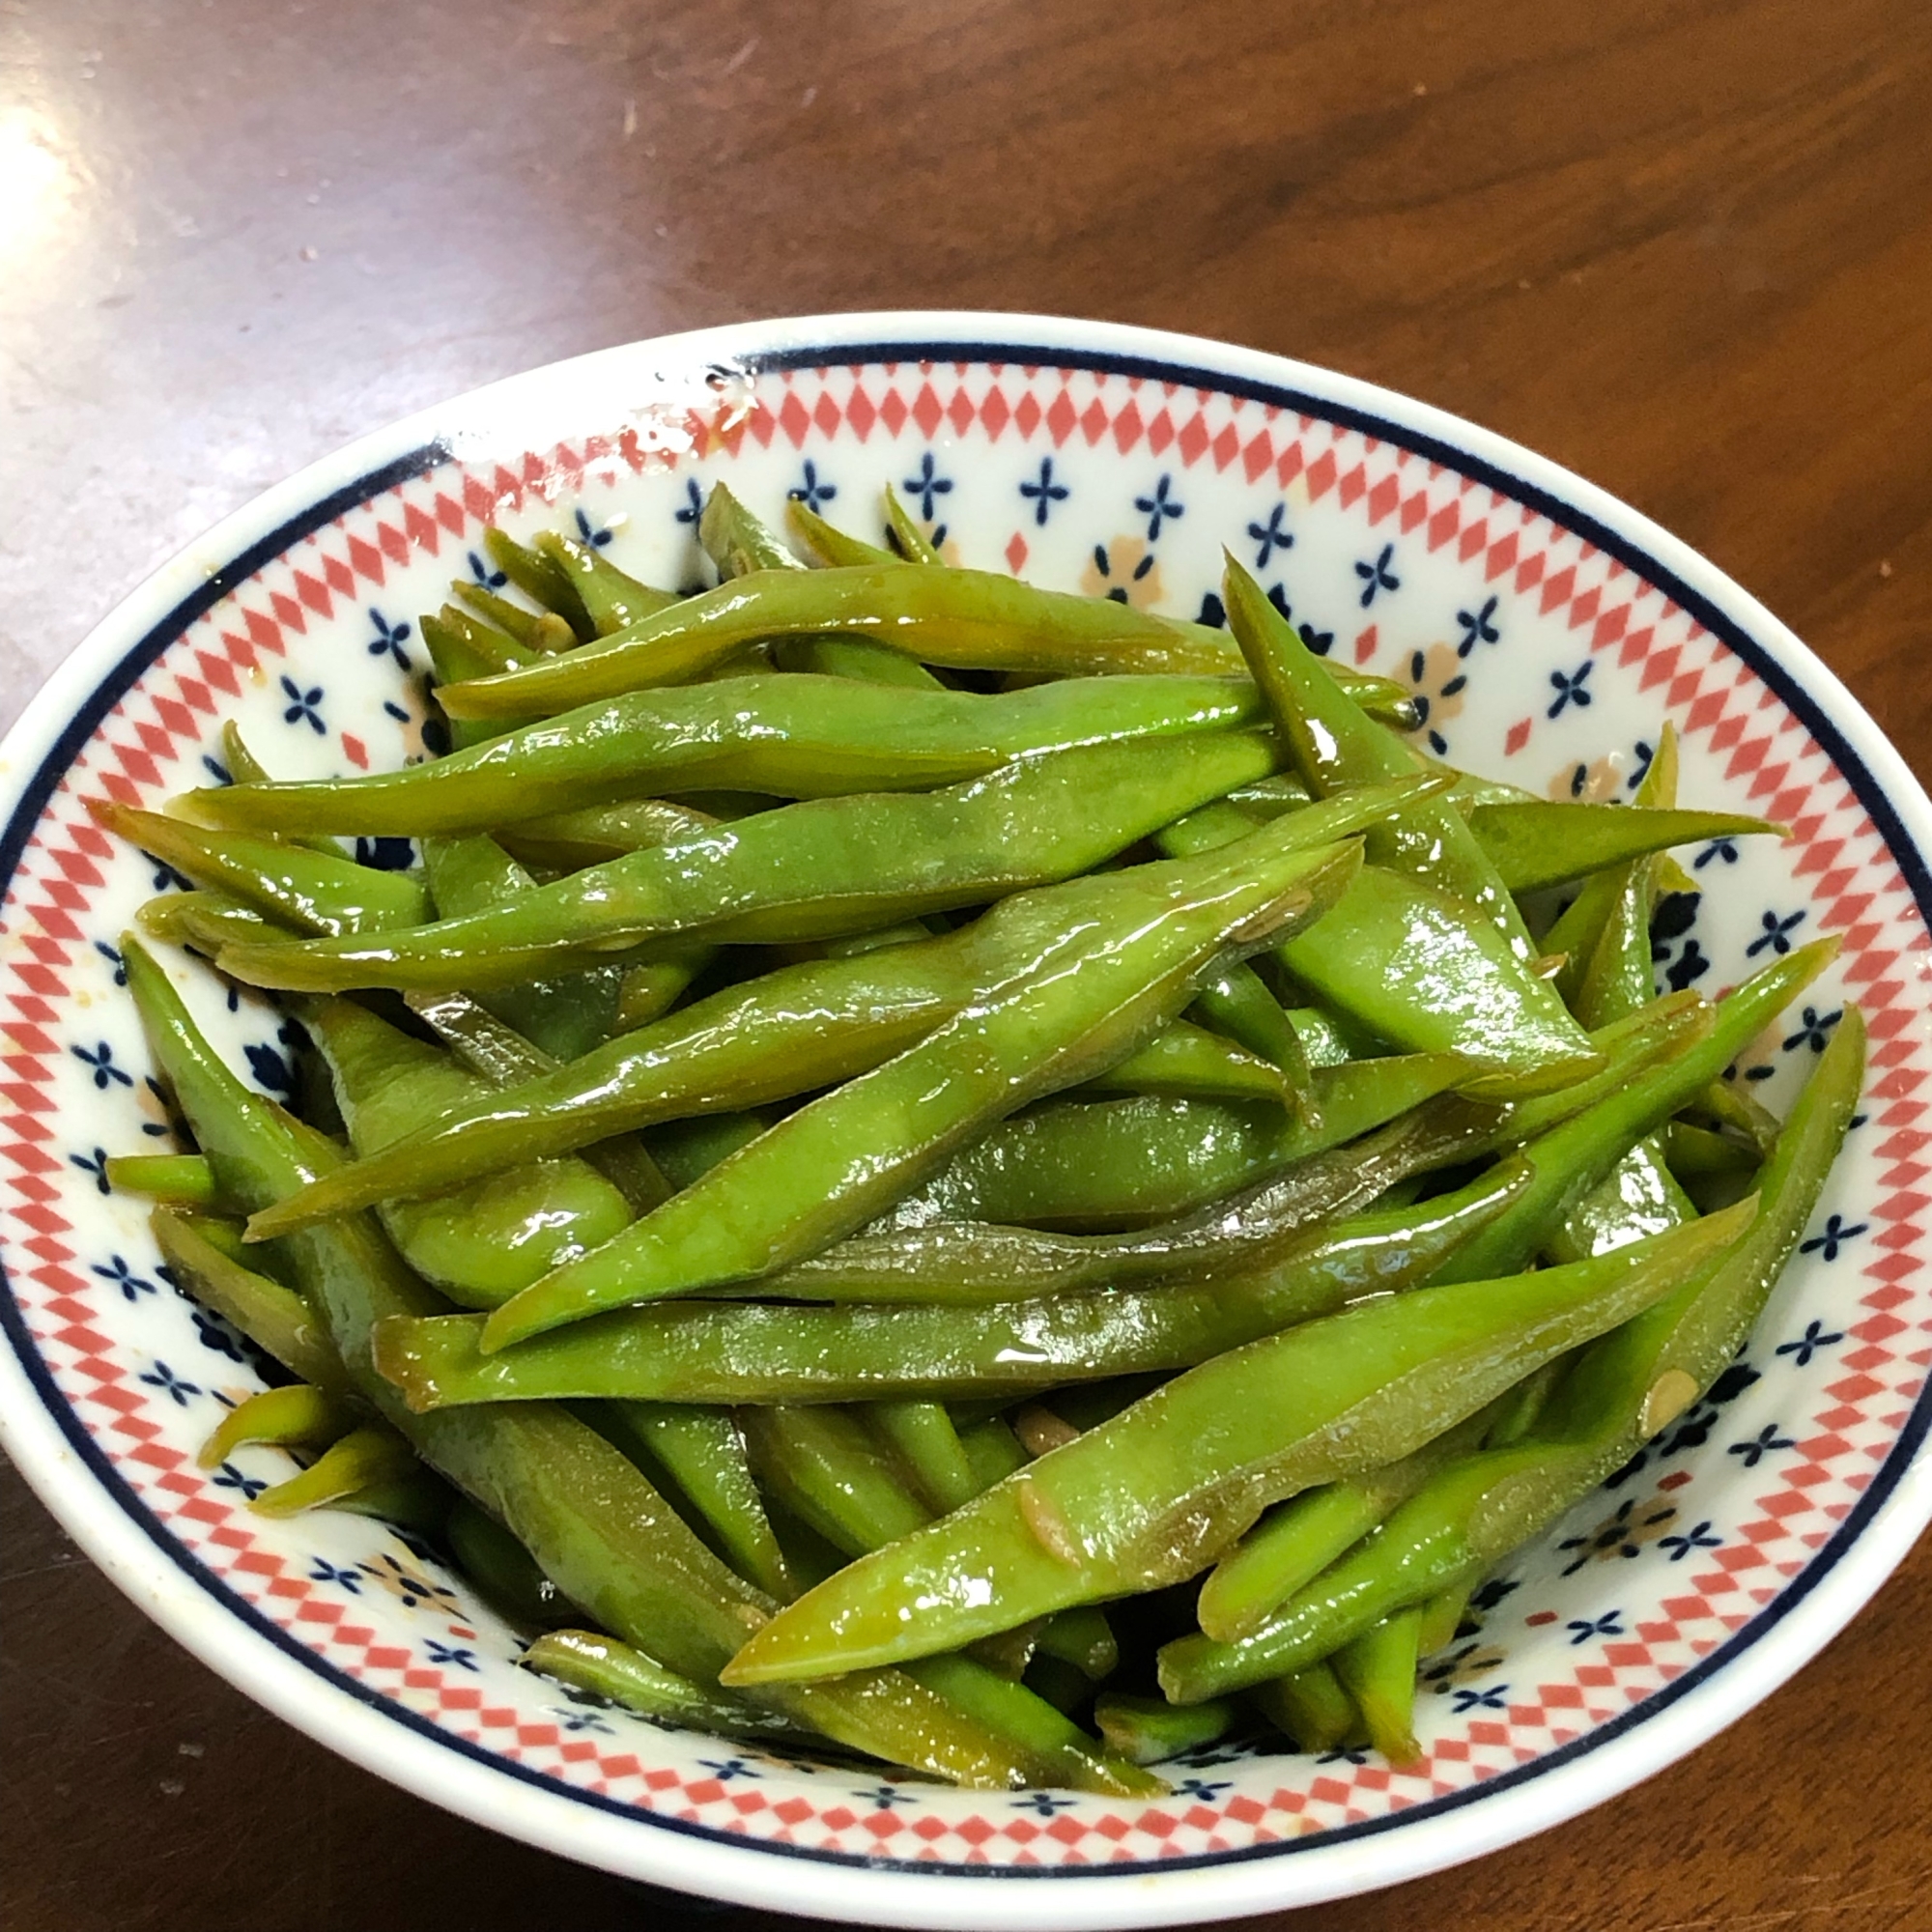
[3,2,1929,1926]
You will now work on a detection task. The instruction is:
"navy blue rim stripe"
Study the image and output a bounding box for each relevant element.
[2,338,1927,1887]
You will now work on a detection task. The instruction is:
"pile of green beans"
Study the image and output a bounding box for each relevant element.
[102,487,1853,1791]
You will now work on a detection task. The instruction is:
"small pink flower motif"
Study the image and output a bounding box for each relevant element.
[1080,535,1165,611]
[1549,754,1624,802]
[1726,1021,1785,1093]
[1556,1493,1680,1575]
[1421,1640,1509,1691]
[1402,642,1467,756]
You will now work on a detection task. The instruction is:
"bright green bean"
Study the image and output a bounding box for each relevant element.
[371,1161,1526,1408]
[719,1207,1746,1684]
[176,673,1267,838]
[213,732,1296,993]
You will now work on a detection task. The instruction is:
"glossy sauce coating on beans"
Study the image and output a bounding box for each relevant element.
[96,526,1848,1788]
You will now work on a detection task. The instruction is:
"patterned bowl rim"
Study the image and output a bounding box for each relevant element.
[3,311,1929,1928]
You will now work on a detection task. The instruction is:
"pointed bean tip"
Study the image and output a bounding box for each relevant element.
[367,1318,430,1409]
[169,789,231,830]
[434,677,488,721]
[477,1297,538,1354]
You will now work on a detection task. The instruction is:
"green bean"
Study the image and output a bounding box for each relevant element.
[1664,1120,1758,1180]
[959,1416,1030,1492]
[428,606,531,676]
[1545,730,1682,1003]
[92,802,429,937]
[1181,772,1733,900]
[435,564,1284,718]
[1333,1610,1424,1766]
[644,1111,772,1191]
[601,1402,792,1600]
[1037,1605,1119,1681]
[744,1406,932,1556]
[786,498,899,568]
[1094,1693,1237,1766]
[1480,1353,1575,1450]
[137,889,276,953]
[1283,1005,1370,1068]
[533,529,681,634]
[1248,1663,1355,1752]
[773,495,947,684]
[404,989,554,1084]
[196,1382,351,1471]
[473,830,1363,1350]
[873,1057,1473,1234]
[1157,1009,1861,1704]
[422,611,523,752]
[523,1630,805,1741]
[213,732,1304,993]
[1187,962,1317,1118]
[1546,738,1698,1263]
[1081,1020,1297,1108]
[446,1496,574,1627]
[760,1094,1501,1306]
[850,990,1706,1240]
[1276,865,1600,1094]
[246,792,1413,1238]
[868,1402,980,1514]
[1415,1581,1472,1659]
[420,835,632,1064]
[1689,1075,1782,1159]
[611,955,709,1034]
[1195,1416,1489,1644]
[181,672,1268,839]
[399,989,672,1218]
[1153,747,1598,1090]
[307,998,637,1308]
[150,1208,351,1398]
[494,797,720,870]
[1558,1005,1862,1449]
[251,1423,420,1518]
[1466,800,1779,894]
[744,1406,1160,1793]
[968,1618,1044,1685]
[902,1654,1165,1797]
[371,1161,1527,1408]
[126,937,1075,1786]
[716,1206,1746,1685]
[1223,554,1536,958]
[1432,940,1835,1285]
[775,635,952,689]
[1482,991,1710,1145]
[108,1152,223,1208]
[217,718,277,787]
[883,485,945,566]
[450,582,579,655]
[216,724,346,855]
[700,482,806,578]
[482,529,596,639]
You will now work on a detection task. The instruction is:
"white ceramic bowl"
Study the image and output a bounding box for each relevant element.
[3,314,1929,1927]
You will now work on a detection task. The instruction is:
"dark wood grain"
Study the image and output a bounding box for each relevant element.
[2,2,1929,1926]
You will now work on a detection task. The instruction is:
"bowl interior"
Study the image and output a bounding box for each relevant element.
[2,327,1926,1914]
